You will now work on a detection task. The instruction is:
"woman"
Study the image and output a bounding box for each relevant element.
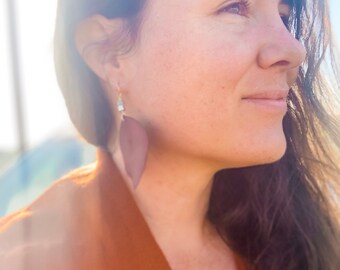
[0,0,339,269]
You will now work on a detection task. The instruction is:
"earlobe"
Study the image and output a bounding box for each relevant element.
[74,15,124,81]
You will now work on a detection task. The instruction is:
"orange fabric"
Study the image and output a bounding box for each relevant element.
[0,149,171,269]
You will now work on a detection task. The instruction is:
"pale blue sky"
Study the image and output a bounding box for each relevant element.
[329,0,340,44]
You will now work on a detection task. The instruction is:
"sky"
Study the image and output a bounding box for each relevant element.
[0,0,339,151]
[329,0,340,44]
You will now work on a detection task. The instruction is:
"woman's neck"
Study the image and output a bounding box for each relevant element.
[111,145,219,248]
[110,146,244,269]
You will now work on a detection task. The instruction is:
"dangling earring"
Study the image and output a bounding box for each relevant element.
[115,82,149,189]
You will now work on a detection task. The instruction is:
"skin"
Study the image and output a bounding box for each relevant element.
[76,0,306,268]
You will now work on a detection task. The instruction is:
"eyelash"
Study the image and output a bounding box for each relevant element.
[280,15,290,29]
[217,0,291,29]
[217,0,251,17]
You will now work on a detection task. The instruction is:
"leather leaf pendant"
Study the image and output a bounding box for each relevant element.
[119,116,149,189]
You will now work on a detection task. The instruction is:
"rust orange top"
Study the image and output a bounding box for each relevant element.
[0,149,171,269]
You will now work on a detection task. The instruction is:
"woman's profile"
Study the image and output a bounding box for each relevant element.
[0,0,339,269]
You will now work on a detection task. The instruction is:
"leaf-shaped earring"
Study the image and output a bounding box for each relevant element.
[115,83,149,189]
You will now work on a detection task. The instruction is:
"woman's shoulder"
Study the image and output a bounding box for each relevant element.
[0,152,172,270]
[0,163,97,222]
[0,162,97,227]
[0,164,100,269]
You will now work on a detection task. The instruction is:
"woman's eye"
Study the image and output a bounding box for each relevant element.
[217,1,250,16]
[279,4,292,30]
[280,15,290,30]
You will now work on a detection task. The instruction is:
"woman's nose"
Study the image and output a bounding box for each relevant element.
[257,22,307,71]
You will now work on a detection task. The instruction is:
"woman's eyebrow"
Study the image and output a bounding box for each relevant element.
[280,0,293,8]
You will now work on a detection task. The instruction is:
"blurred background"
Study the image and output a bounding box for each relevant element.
[0,0,96,217]
[0,0,339,217]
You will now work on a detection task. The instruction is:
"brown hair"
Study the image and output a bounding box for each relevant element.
[54,0,145,148]
[54,0,340,269]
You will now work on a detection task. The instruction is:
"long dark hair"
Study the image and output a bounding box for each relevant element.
[54,0,340,269]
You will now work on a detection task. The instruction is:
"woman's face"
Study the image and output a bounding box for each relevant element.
[120,0,306,169]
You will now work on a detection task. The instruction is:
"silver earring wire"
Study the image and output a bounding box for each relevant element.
[116,82,126,121]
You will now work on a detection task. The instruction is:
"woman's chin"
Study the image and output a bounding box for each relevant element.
[248,139,287,167]
[220,138,288,169]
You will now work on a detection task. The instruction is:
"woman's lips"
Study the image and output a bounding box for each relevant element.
[242,98,288,112]
[241,90,289,113]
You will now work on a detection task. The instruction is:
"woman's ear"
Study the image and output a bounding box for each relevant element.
[74,15,124,81]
